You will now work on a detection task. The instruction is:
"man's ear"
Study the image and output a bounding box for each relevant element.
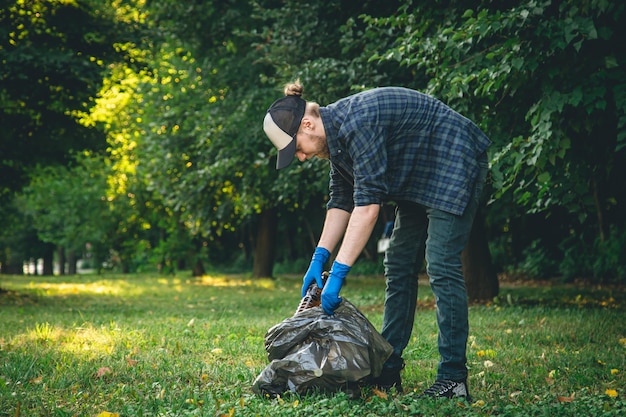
[300,116,315,132]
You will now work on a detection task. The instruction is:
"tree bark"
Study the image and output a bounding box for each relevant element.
[252,207,278,278]
[192,258,205,277]
[67,250,77,275]
[57,245,66,275]
[42,243,54,276]
[462,208,499,301]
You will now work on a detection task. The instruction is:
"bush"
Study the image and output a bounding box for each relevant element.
[516,239,560,279]
[559,227,626,284]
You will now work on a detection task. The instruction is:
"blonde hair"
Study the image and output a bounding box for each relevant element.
[284,79,304,97]
[284,79,320,117]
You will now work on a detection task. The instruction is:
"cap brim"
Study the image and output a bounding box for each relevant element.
[276,137,297,169]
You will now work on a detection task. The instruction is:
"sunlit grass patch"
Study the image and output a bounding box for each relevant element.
[0,273,625,416]
[25,279,146,298]
[194,274,276,290]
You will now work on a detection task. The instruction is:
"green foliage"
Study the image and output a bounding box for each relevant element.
[18,154,112,255]
[364,0,626,240]
[0,0,142,196]
[3,0,626,283]
[516,239,560,280]
[560,227,626,283]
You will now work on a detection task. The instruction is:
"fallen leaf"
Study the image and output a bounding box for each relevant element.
[605,389,618,398]
[557,395,574,403]
[371,387,388,400]
[125,356,138,367]
[187,318,196,327]
[96,412,119,417]
[96,367,112,378]
[29,376,43,384]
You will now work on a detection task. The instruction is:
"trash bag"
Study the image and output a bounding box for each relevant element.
[251,299,393,398]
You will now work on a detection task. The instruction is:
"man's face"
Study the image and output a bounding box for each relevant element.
[295,132,330,162]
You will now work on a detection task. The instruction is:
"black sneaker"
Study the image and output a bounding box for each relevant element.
[420,379,472,402]
[368,367,403,393]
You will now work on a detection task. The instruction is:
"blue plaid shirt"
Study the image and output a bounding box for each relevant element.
[319,87,491,216]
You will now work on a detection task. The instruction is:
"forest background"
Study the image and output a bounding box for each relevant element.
[1,0,625,298]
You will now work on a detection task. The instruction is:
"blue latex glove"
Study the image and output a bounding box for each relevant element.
[321,260,351,315]
[301,247,330,297]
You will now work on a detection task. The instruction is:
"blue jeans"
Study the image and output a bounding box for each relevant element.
[381,154,488,381]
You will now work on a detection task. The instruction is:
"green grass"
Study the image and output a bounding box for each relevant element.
[0,273,624,416]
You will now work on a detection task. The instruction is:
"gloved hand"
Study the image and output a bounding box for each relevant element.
[321,260,351,315]
[301,247,330,297]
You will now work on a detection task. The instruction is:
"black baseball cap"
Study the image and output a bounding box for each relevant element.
[263,95,306,169]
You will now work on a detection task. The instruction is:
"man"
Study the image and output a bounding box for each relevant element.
[263,81,490,401]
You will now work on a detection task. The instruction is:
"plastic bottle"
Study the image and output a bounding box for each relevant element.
[295,271,328,315]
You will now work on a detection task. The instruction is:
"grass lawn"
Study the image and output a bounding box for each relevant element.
[0,272,624,416]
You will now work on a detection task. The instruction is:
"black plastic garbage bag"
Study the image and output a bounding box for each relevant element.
[251,299,393,397]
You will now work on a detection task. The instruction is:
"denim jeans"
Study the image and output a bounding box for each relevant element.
[381,154,488,381]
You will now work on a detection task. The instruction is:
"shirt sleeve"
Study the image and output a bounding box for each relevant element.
[327,162,355,212]
[349,124,388,207]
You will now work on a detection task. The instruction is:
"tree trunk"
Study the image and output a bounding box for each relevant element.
[252,207,278,278]
[42,244,54,276]
[67,250,77,275]
[462,208,499,301]
[192,258,205,277]
[591,175,608,243]
[57,245,66,275]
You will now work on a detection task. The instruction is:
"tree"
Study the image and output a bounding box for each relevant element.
[0,0,148,275]
[0,0,142,195]
[19,154,113,274]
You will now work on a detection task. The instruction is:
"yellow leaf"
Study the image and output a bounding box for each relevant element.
[611,369,619,375]
[471,399,486,407]
[476,349,497,358]
[605,389,618,398]
[96,412,119,417]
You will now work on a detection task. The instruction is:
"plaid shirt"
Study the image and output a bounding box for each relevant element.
[319,87,491,216]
